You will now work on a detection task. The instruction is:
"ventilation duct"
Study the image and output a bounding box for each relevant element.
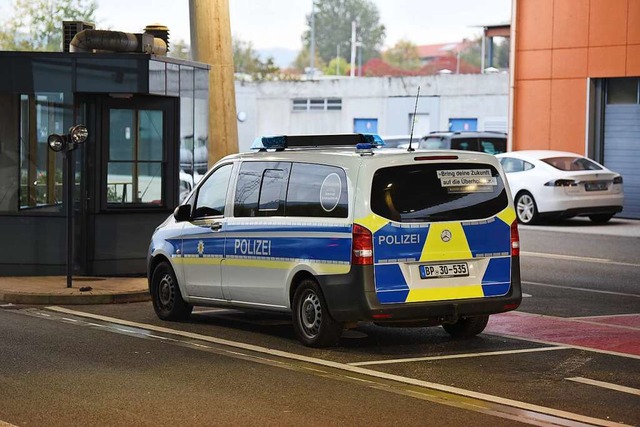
[69,28,168,56]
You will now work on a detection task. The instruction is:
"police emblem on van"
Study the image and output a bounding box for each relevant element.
[441,229,452,242]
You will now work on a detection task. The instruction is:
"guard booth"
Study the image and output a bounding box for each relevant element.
[0,51,210,276]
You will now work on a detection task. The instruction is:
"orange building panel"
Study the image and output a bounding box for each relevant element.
[589,0,629,47]
[514,80,551,150]
[627,44,640,75]
[629,0,640,44]
[517,0,553,51]
[588,46,627,77]
[517,50,552,80]
[550,79,587,155]
[552,48,588,79]
[553,0,590,48]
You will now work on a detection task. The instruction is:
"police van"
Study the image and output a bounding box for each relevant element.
[148,134,521,347]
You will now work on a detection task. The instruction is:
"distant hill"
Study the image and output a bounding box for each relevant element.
[257,48,298,69]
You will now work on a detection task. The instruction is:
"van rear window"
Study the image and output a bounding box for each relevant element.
[371,163,507,222]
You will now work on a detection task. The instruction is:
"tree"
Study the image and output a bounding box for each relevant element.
[302,0,385,65]
[232,37,281,81]
[291,46,327,74]
[0,0,98,51]
[382,39,420,70]
[324,56,349,76]
[168,39,191,61]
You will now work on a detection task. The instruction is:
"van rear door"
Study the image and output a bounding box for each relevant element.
[362,161,516,305]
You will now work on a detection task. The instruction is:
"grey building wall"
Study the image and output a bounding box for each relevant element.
[234,74,509,152]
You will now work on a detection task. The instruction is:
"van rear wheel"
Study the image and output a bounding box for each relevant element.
[442,315,489,338]
[292,279,343,347]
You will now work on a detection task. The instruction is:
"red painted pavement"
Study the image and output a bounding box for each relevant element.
[577,314,640,329]
[485,311,640,357]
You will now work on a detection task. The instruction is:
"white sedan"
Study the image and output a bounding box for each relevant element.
[496,151,624,224]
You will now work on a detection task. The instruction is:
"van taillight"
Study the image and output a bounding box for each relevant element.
[352,224,373,265]
[511,221,520,256]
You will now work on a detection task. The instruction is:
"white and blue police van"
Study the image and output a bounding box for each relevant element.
[148,134,521,347]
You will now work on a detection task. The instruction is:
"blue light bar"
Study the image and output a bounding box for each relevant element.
[251,136,287,150]
[250,133,385,150]
[361,133,385,147]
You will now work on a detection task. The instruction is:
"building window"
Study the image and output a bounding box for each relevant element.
[107,109,164,205]
[291,98,342,112]
[19,93,64,209]
[607,78,640,105]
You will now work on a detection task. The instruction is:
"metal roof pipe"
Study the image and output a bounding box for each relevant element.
[70,29,139,53]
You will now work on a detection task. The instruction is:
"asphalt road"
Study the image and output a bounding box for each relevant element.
[1,219,639,426]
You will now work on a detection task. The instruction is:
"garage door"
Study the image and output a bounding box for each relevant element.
[603,104,640,219]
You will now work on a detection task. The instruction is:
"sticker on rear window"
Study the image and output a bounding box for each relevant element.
[320,173,342,212]
[437,169,497,192]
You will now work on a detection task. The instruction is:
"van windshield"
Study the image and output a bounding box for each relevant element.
[371,163,507,222]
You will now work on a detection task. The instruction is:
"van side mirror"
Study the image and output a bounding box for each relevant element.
[173,204,192,222]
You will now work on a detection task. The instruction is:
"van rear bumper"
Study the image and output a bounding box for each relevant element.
[318,257,522,323]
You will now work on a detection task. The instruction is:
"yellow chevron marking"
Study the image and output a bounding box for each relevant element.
[497,207,516,226]
[419,222,472,262]
[406,284,484,302]
[355,213,390,235]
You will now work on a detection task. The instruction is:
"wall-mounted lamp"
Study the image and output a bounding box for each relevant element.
[47,125,89,153]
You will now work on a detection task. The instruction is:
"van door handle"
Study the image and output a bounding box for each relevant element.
[210,222,223,231]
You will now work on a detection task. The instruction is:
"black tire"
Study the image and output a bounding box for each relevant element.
[589,213,613,224]
[442,315,489,338]
[515,191,539,225]
[151,262,193,321]
[292,279,343,347]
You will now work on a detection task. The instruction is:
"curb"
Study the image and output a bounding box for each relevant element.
[0,290,151,305]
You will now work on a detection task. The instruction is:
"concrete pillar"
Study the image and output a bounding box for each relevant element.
[189,0,239,165]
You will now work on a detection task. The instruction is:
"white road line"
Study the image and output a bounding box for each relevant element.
[349,346,572,366]
[568,319,640,332]
[566,377,640,396]
[46,306,624,427]
[0,420,18,427]
[521,251,639,268]
[523,281,640,298]
[570,313,640,320]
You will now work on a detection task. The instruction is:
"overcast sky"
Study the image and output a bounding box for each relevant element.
[0,0,511,49]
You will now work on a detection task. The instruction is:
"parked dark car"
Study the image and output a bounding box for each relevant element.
[398,131,507,155]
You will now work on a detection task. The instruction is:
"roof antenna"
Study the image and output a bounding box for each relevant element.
[407,85,421,152]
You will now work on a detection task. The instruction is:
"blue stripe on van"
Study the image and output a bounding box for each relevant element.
[224,236,351,262]
[374,264,409,303]
[481,257,511,296]
[462,220,511,257]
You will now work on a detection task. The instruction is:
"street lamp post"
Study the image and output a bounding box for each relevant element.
[47,125,89,288]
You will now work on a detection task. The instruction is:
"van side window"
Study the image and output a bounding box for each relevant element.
[234,162,290,217]
[192,164,232,218]
[286,163,348,218]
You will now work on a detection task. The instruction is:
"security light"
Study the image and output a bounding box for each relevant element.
[69,125,89,144]
[47,134,65,152]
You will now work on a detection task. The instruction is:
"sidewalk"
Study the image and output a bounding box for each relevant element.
[0,276,149,305]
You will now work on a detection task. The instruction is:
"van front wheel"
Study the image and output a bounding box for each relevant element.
[292,279,343,347]
[151,262,193,321]
[442,315,489,338]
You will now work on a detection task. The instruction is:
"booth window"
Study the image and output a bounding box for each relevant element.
[107,109,164,206]
[19,93,64,209]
